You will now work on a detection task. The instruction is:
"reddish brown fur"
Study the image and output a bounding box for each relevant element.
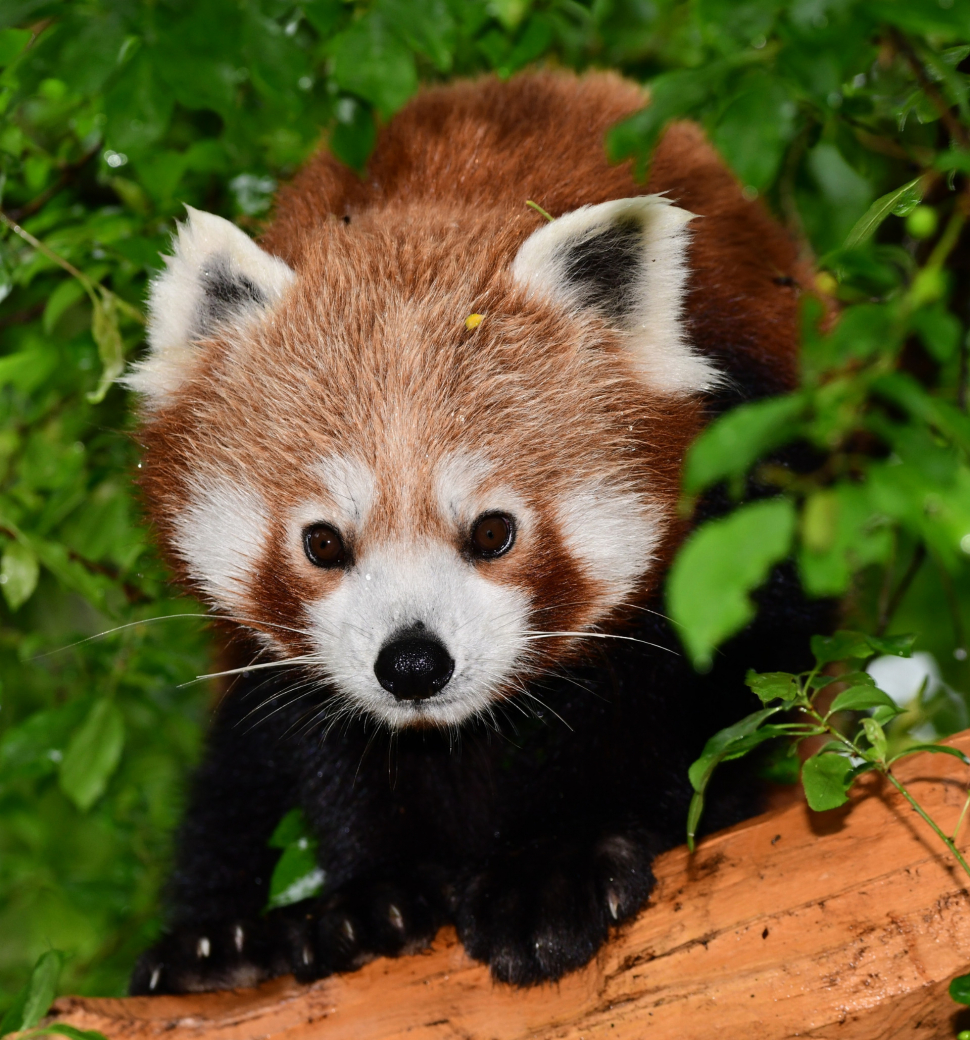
[137,71,804,675]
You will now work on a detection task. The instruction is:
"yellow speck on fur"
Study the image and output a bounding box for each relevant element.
[465,313,484,330]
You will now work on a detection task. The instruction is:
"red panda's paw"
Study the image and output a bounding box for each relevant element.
[129,918,277,995]
[455,833,657,986]
[271,874,446,983]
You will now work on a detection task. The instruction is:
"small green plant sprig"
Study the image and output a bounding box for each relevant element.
[694,624,970,1006]
[687,629,970,868]
[0,952,105,1040]
[689,628,970,1009]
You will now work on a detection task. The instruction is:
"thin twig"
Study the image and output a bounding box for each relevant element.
[886,770,970,879]
[953,785,970,844]
[0,210,144,325]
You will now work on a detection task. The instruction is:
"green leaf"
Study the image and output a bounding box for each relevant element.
[0,347,59,394]
[910,304,963,363]
[42,280,87,335]
[745,670,799,704]
[488,0,531,30]
[888,743,970,766]
[801,753,854,811]
[87,293,126,404]
[607,66,723,175]
[265,844,326,910]
[843,177,924,249]
[871,703,904,726]
[25,1024,108,1040]
[330,97,377,172]
[828,685,899,714]
[266,807,326,909]
[950,972,970,1005]
[861,717,887,761]
[798,482,894,597]
[668,498,796,670]
[379,0,455,72]
[329,12,418,118]
[810,630,872,664]
[1,540,39,611]
[268,807,309,849]
[682,393,807,496]
[686,705,786,849]
[688,706,785,794]
[0,951,63,1036]
[711,71,794,192]
[825,671,876,688]
[103,52,174,153]
[865,633,915,658]
[58,699,125,812]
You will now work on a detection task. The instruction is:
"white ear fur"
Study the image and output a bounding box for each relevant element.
[123,207,295,407]
[511,196,721,395]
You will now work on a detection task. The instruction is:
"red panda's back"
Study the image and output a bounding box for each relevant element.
[262,71,805,395]
[263,72,646,257]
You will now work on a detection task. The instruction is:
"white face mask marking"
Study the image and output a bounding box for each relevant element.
[172,477,270,614]
[313,454,376,529]
[556,482,663,606]
[304,541,531,728]
[435,451,533,532]
[286,454,378,566]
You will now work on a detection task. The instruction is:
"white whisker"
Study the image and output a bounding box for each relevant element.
[182,655,323,687]
[523,631,676,654]
[35,612,314,660]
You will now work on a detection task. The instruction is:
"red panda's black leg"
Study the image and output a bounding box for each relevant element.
[129,677,301,994]
[454,828,660,985]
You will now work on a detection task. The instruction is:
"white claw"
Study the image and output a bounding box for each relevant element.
[302,944,313,966]
[233,924,245,953]
[149,966,162,991]
[388,904,404,931]
[197,936,211,958]
[341,918,355,942]
[607,890,620,921]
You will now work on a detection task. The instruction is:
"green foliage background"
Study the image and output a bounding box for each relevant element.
[1,0,969,1007]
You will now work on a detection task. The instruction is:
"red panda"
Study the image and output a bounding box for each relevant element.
[128,71,821,994]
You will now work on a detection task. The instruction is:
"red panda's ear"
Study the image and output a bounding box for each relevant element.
[123,207,295,408]
[511,196,721,395]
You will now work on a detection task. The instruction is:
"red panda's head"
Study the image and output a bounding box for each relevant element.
[128,197,719,729]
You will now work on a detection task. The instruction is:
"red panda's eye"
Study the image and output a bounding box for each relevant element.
[469,512,515,559]
[303,523,347,568]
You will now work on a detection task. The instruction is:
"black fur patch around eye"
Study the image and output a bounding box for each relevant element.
[560,217,643,321]
[197,257,266,333]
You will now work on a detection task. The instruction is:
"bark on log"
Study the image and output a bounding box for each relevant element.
[51,731,970,1039]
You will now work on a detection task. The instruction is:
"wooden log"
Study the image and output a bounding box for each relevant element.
[50,731,970,1040]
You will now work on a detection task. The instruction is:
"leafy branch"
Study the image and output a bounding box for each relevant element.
[687,631,970,879]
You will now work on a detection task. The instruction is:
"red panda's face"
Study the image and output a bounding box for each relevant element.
[130,200,717,729]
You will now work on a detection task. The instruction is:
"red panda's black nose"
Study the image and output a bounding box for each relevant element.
[374,635,455,701]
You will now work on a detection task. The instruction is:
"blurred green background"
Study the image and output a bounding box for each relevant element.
[1,0,969,1007]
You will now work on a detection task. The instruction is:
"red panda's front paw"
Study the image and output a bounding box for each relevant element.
[272,874,445,982]
[129,918,276,995]
[455,833,657,986]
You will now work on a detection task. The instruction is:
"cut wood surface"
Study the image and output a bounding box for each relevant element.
[51,731,970,1040]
